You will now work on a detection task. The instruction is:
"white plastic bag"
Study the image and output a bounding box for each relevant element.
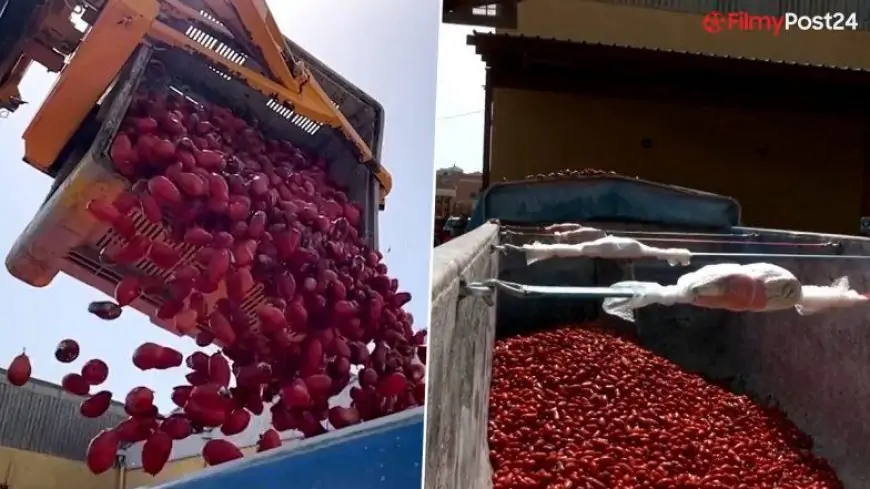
[523,236,692,266]
[552,226,607,243]
[543,223,608,243]
[602,263,802,322]
[796,277,869,315]
[544,223,587,232]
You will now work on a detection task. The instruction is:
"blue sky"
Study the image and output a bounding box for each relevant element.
[0,0,439,412]
[434,25,491,172]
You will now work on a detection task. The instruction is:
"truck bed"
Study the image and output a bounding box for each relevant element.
[145,408,424,489]
[426,222,870,489]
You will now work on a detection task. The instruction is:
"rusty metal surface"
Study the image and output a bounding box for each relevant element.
[0,368,126,461]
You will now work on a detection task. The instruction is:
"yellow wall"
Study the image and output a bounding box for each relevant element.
[490,88,866,234]
[123,446,258,488]
[0,446,117,489]
[0,442,261,489]
[508,0,870,69]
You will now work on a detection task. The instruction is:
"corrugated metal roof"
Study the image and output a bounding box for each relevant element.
[0,367,127,462]
[468,31,870,75]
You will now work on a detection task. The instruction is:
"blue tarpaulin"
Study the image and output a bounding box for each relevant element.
[148,408,424,489]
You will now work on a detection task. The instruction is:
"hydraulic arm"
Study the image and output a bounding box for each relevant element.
[0,0,392,196]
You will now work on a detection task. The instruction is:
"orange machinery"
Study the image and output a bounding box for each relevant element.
[0,0,392,335]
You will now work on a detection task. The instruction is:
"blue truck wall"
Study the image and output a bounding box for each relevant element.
[147,408,424,489]
[468,177,741,231]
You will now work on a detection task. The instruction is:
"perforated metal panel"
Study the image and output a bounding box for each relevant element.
[67,44,367,335]
[65,207,269,333]
[165,1,385,158]
[6,42,377,337]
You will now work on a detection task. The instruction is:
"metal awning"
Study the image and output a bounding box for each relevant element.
[468,32,870,87]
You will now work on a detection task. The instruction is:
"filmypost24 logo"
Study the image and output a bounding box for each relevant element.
[703,11,858,36]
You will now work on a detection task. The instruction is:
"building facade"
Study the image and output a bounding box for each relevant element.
[435,167,483,218]
[435,188,456,219]
[121,376,357,487]
[445,0,870,235]
[0,368,362,489]
[0,368,126,489]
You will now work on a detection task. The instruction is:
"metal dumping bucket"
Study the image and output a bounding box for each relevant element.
[5,43,381,335]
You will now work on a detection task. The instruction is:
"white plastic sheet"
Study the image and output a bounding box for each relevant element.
[544,223,589,233]
[523,236,692,266]
[542,223,608,243]
[602,263,802,321]
[796,277,870,315]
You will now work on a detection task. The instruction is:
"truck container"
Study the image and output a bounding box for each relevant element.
[141,407,423,489]
[2,0,391,338]
[426,175,870,489]
[6,41,383,334]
